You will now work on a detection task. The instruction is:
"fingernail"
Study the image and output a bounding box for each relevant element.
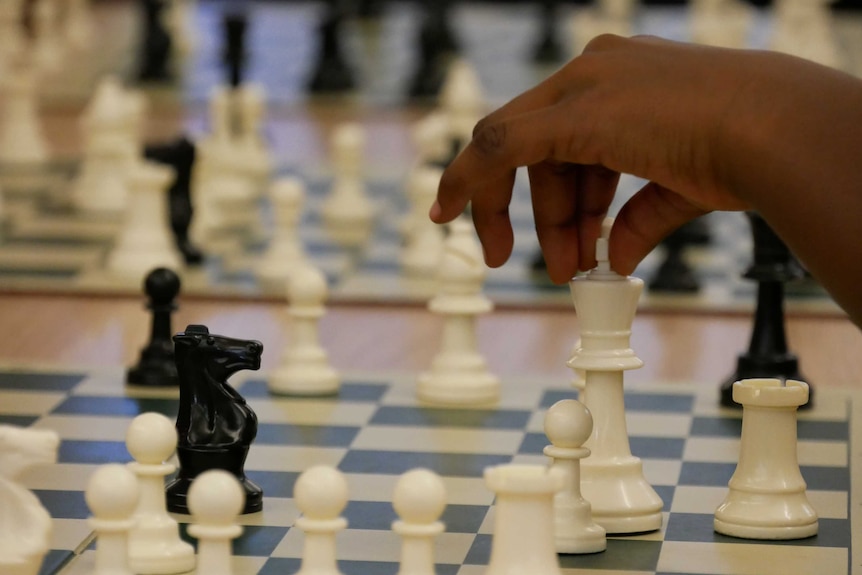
[429,201,442,221]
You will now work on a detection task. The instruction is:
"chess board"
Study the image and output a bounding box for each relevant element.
[2,364,856,575]
[0,161,842,315]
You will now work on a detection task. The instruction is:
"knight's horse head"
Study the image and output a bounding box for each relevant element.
[0,426,59,480]
[174,325,263,381]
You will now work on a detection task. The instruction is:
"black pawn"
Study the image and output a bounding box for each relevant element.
[223,12,247,88]
[308,0,356,93]
[144,137,205,265]
[126,268,181,387]
[137,0,173,82]
[648,223,701,293]
[408,1,457,100]
[532,0,563,64]
[720,212,809,408]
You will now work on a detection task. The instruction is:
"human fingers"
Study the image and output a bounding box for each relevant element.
[470,170,517,268]
[528,162,581,283]
[574,164,620,270]
[609,181,709,275]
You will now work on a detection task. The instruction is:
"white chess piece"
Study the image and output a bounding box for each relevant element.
[236,84,273,190]
[543,399,606,554]
[0,48,49,165]
[106,160,184,278]
[568,218,663,534]
[400,112,449,241]
[770,0,839,68]
[439,58,485,150]
[689,0,752,48]
[166,0,197,56]
[0,426,59,575]
[86,464,141,575]
[484,464,564,575]
[392,468,447,575]
[714,379,818,539]
[126,412,195,574]
[321,123,374,246]
[269,264,340,396]
[417,218,500,406]
[256,176,309,283]
[400,166,445,277]
[294,465,349,575]
[188,469,246,575]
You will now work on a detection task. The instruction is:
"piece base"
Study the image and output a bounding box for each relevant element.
[128,542,195,575]
[714,517,818,540]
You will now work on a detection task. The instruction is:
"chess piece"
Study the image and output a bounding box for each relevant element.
[235,84,273,189]
[568,218,663,534]
[417,219,500,406]
[145,137,205,265]
[400,112,449,240]
[321,123,374,246]
[106,160,184,278]
[127,413,195,573]
[188,469,246,575]
[484,464,564,575]
[166,325,264,514]
[714,379,818,539]
[127,268,181,388]
[533,0,563,63]
[256,176,309,283]
[400,166,445,276]
[392,469,447,575]
[0,426,59,575]
[307,0,355,93]
[439,58,485,158]
[720,212,808,408]
[0,48,48,165]
[770,0,839,68]
[86,464,141,575]
[32,0,63,72]
[294,465,349,575]
[648,224,701,294]
[222,11,247,88]
[269,264,340,396]
[138,0,174,82]
[0,0,26,63]
[543,399,606,554]
[407,1,455,100]
[690,0,752,48]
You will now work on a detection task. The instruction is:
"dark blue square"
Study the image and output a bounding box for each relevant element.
[241,379,388,402]
[248,470,299,499]
[539,390,577,409]
[0,372,86,391]
[517,432,548,455]
[558,538,662,571]
[34,490,89,519]
[690,416,742,437]
[58,440,131,465]
[38,549,75,575]
[679,462,735,487]
[370,406,531,429]
[625,392,694,413]
[255,423,359,447]
[53,396,179,417]
[0,414,38,426]
[631,437,686,459]
[338,450,512,478]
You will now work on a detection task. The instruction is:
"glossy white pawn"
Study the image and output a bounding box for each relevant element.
[400,166,445,277]
[392,469,447,575]
[418,219,500,406]
[484,465,564,575]
[269,264,340,396]
[321,123,374,246]
[714,379,818,539]
[86,464,141,575]
[294,465,349,575]
[544,400,606,554]
[256,177,309,283]
[126,413,195,574]
[188,470,245,575]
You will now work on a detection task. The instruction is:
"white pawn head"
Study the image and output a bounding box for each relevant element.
[294,465,348,520]
[332,123,365,174]
[188,469,245,526]
[270,176,306,209]
[126,412,177,465]
[412,112,450,163]
[544,399,594,449]
[393,468,447,524]
[289,264,328,307]
[86,464,140,520]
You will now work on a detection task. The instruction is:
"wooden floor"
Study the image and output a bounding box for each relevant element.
[1,1,861,394]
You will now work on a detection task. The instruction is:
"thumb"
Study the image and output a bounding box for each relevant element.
[609,182,709,275]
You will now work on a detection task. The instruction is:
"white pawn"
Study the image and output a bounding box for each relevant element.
[236,84,272,190]
[0,49,48,165]
[86,464,141,575]
[417,218,500,406]
[321,123,374,246]
[400,166,445,277]
[544,400,606,554]
[392,469,447,575]
[269,264,340,396]
[126,413,195,574]
[294,465,349,575]
[400,112,449,242]
[187,470,245,575]
[256,177,309,283]
[439,59,485,149]
[106,160,184,278]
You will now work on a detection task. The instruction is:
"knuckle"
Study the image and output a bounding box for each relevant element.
[582,33,624,54]
[471,122,508,157]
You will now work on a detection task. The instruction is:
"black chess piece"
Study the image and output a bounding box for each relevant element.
[137,0,173,82]
[166,325,264,514]
[223,11,247,88]
[126,268,181,388]
[648,223,701,293]
[719,212,809,408]
[532,0,563,64]
[408,0,457,100]
[355,0,384,19]
[144,137,205,265]
[308,0,356,93]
